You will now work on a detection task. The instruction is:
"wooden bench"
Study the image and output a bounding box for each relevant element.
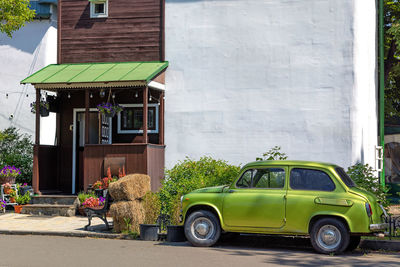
[84,192,112,230]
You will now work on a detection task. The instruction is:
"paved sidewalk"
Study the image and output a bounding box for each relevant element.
[0,213,121,239]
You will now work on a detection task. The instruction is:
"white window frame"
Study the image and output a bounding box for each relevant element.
[90,0,108,18]
[117,104,159,134]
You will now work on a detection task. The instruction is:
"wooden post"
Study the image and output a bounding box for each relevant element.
[159,91,165,145]
[32,88,41,194]
[85,89,90,145]
[143,86,148,143]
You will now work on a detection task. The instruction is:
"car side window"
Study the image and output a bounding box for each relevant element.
[290,168,335,191]
[236,170,253,188]
[253,168,285,188]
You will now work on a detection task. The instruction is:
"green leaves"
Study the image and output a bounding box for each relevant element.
[256,146,288,161]
[0,0,35,38]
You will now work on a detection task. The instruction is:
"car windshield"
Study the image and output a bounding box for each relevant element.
[335,167,356,187]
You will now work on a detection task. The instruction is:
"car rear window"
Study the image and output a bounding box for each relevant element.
[290,168,335,191]
[335,167,356,187]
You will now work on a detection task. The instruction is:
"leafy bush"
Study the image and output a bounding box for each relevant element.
[0,127,33,184]
[142,192,161,224]
[158,156,240,215]
[256,146,287,161]
[15,192,30,205]
[346,163,390,208]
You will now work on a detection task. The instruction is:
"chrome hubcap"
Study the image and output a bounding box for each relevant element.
[317,225,341,251]
[191,217,214,240]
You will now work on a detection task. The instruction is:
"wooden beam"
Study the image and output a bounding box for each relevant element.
[160,0,165,61]
[85,89,90,144]
[57,0,61,64]
[33,88,41,194]
[159,91,165,145]
[143,86,148,143]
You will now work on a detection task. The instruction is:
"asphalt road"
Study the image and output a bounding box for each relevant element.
[0,234,399,267]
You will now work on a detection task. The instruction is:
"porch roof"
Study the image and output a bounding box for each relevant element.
[21,61,168,90]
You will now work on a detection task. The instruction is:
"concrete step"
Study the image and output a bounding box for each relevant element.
[31,195,79,206]
[21,204,76,217]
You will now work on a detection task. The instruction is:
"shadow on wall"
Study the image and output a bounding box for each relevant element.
[0,21,54,54]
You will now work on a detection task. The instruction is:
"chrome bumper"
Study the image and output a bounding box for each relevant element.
[369,223,389,231]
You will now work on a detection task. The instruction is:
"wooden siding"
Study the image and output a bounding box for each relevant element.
[59,0,163,64]
[37,145,59,191]
[83,144,165,192]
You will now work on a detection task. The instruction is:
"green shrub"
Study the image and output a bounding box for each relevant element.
[77,191,96,205]
[159,156,240,215]
[346,163,390,208]
[15,192,30,205]
[142,192,161,224]
[256,146,287,161]
[0,127,33,184]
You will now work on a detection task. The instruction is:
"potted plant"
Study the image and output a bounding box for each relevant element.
[82,196,105,209]
[140,192,161,241]
[166,196,186,242]
[14,192,30,213]
[77,192,97,216]
[92,180,104,198]
[0,200,5,214]
[30,100,50,117]
[97,102,123,118]
[8,189,16,204]
[0,166,20,184]
[2,183,13,194]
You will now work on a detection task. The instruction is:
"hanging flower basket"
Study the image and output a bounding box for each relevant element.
[30,100,50,117]
[97,102,123,118]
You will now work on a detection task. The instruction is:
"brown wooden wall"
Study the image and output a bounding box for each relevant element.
[83,143,165,192]
[38,145,58,191]
[59,0,164,64]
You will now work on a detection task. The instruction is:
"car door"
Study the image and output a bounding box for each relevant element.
[222,166,288,229]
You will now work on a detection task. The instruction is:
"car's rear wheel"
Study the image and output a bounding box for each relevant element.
[346,236,361,252]
[184,210,221,247]
[310,218,350,254]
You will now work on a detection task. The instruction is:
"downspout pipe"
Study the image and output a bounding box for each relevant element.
[379,0,385,187]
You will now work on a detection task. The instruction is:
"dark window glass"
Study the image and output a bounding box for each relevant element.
[95,3,105,14]
[290,168,335,191]
[253,168,285,188]
[236,170,252,188]
[120,107,156,131]
[335,167,356,187]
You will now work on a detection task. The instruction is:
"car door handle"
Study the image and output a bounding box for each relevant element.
[228,189,236,193]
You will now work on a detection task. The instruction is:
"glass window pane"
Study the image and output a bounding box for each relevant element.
[290,168,335,191]
[95,3,105,14]
[236,170,252,188]
[253,168,285,188]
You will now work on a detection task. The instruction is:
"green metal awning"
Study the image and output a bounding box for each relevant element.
[21,61,168,90]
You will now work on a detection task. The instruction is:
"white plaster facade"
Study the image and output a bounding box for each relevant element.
[0,6,57,145]
[165,0,378,169]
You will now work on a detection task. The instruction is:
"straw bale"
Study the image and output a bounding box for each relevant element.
[110,200,144,233]
[109,174,151,201]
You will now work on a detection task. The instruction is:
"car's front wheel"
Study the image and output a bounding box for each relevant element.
[310,218,350,254]
[184,210,221,247]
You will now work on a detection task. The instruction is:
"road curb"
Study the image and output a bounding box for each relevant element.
[0,229,129,240]
[360,239,400,251]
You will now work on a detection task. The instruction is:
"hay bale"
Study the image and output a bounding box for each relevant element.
[110,200,144,233]
[109,173,151,201]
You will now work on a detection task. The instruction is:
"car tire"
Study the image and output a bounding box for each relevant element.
[346,236,361,252]
[310,218,350,254]
[184,210,221,247]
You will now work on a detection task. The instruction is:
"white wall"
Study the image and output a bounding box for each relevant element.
[0,12,57,144]
[165,0,378,169]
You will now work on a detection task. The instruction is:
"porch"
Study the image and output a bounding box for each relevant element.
[22,61,168,194]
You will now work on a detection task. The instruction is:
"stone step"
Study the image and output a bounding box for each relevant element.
[21,204,76,217]
[32,195,80,206]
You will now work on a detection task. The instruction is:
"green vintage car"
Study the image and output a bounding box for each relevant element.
[180,160,388,254]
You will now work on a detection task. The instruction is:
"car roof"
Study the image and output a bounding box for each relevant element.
[243,160,339,169]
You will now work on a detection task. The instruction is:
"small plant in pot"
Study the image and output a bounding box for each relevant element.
[8,189,16,204]
[0,166,21,184]
[166,196,186,242]
[14,192,30,213]
[97,102,123,118]
[2,183,13,194]
[30,100,50,117]
[140,192,161,241]
[0,200,6,214]
[77,192,96,216]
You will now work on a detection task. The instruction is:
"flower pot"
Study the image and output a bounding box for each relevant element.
[166,225,186,242]
[0,176,16,184]
[14,205,23,213]
[3,187,12,194]
[104,110,116,118]
[78,206,86,216]
[140,224,159,241]
[9,197,15,203]
[40,106,49,117]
